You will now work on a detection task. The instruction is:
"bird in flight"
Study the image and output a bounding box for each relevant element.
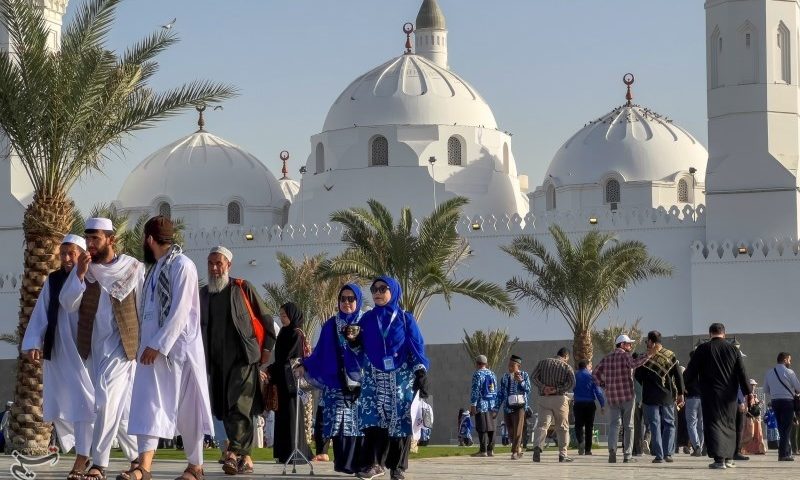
[161,17,177,29]
[213,105,224,111]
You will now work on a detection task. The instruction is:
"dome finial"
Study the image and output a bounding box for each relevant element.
[403,23,414,54]
[623,73,635,107]
[196,103,206,132]
[280,150,290,179]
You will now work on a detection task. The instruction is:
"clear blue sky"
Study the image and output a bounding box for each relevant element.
[68,0,707,213]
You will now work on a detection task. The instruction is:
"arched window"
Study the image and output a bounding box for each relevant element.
[502,143,509,173]
[158,201,171,219]
[447,136,462,166]
[546,184,556,211]
[678,179,689,203]
[605,179,621,204]
[315,143,325,174]
[710,26,721,88]
[778,22,791,83]
[227,201,242,224]
[370,135,388,166]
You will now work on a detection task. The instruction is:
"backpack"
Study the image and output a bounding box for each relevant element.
[481,373,497,400]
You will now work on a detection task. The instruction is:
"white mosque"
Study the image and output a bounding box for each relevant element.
[1,2,800,432]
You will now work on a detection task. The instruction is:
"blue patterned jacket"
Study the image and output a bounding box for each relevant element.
[470,368,498,413]
[495,371,532,414]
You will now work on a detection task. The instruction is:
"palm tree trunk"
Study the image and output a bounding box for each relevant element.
[572,328,594,366]
[10,192,73,454]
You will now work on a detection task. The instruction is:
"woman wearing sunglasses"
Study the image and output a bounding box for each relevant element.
[355,276,429,480]
[297,284,366,475]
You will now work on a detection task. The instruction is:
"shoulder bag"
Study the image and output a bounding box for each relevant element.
[773,367,800,414]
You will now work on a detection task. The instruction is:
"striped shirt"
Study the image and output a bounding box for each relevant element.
[531,357,575,396]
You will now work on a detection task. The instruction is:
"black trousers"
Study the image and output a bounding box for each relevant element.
[573,401,596,453]
[475,412,495,453]
[362,427,409,472]
[735,407,744,454]
[773,399,795,459]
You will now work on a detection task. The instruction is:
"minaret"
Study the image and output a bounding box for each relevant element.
[705,0,800,242]
[414,0,447,68]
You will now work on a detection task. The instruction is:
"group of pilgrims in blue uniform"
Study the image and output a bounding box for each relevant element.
[299,276,429,480]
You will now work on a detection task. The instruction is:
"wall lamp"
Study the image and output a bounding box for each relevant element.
[471,221,481,231]
[244,232,254,241]
[737,246,748,255]
[588,217,598,225]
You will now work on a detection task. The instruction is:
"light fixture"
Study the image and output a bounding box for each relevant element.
[299,166,307,175]
[244,232,254,241]
[471,221,481,231]
[428,156,436,164]
[588,217,598,225]
[688,167,697,174]
[737,246,748,255]
[248,259,258,266]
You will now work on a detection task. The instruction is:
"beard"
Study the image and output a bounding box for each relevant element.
[91,245,112,263]
[207,272,230,293]
[143,242,156,265]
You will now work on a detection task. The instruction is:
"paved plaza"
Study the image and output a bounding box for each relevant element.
[1,452,797,480]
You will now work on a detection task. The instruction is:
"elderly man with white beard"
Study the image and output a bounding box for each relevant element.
[199,246,276,475]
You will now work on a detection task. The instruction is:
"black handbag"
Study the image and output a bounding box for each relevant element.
[773,367,800,414]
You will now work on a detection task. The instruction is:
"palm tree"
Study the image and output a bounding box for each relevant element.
[592,318,643,356]
[461,328,519,370]
[0,0,236,454]
[502,225,672,364]
[263,252,356,340]
[319,197,517,320]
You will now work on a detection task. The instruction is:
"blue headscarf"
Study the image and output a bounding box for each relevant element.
[359,276,429,372]
[303,284,364,389]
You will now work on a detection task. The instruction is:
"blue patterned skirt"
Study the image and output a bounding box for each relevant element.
[358,361,415,437]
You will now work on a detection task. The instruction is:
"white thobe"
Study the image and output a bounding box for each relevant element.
[21,270,95,455]
[129,253,213,466]
[61,258,143,466]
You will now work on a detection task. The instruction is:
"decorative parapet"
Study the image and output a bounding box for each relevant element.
[692,238,800,263]
[0,273,22,293]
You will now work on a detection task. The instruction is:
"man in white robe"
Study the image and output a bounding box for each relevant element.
[21,235,95,479]
[61,218,142,478]
[125,216,212,480]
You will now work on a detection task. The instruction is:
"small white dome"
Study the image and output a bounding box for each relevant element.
[546,104,707,185]
[323,54,497,131]
[118,131,284,210]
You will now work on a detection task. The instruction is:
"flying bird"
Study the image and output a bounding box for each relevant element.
[161,18,177,29]
[213,105,223,111]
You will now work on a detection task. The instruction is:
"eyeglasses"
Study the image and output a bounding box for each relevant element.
[370,285,389,294]
[339,295,357,303]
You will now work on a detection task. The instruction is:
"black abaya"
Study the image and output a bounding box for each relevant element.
[684,337,750,461]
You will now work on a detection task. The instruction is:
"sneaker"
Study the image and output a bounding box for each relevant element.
[623,456,636,463]
[357,466,382,480]
[532,447,541,463]
[487,450,494,457]
[608,450,617,463]
[559,455,573,463]
[691,446,703,457]
[708,462,726,469]
[664,456,674,463]
[724,460,736,468]
[390,469,405,480]
[470,451,487,457]
[779,456,795,461]
[652,458,664,464]
[733,454,749,461]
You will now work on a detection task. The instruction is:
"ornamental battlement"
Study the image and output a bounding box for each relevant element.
[692,238,800,263]
[0,273,21,293]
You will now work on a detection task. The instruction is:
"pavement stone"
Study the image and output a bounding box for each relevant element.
[0,451,798,480]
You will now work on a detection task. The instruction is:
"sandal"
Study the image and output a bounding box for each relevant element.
[84,465,106,480]
[115,466,152,480]
[67,470,85,480]
[237,458,254,474]
[221,455,239,476]
[175,466,204,480]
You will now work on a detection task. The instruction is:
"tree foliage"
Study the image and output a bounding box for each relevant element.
[461,328,519,370]
[591,318,643,356]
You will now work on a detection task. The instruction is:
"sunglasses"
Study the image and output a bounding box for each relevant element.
[370,285,389,294]
[339,295,357,303]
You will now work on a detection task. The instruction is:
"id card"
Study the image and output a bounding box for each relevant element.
[383,356,395,370]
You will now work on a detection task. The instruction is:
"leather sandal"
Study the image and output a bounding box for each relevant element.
[84,465,106,480]
[175,466,204,480]
[222,455,239,476]
[115,466,151,480]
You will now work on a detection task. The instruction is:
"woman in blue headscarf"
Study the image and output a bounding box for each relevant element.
[299,284,365,474]
[354,276,429,480]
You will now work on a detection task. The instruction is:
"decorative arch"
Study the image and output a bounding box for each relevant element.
[738,21,758,84]
[546,183,556,211]
[604,178,621,204]
[778,21,791,83]
[678,178,689,203]
[710,26,721,88]
[369,135,388,166]
[227,201,242,224]
[447,135,463,166]
[315,142,325,174]
[158,201,171,219]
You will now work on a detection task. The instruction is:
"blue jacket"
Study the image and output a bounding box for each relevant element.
[573,369,606,407]
[470,368,498,412]
[495,371,531,414]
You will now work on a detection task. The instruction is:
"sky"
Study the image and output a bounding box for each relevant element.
[67,0,708,213]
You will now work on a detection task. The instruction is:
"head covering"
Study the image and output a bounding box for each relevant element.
[85,217,113,232]
[358,276,429,372]
[302,283,365,390]
[144,215,174,243]
[615,334,634,345]
[510,355,522,365]
[280,302,304,329]
[62,234,86,251]
[5,401,12,407]
[476,354,488,365]
[749,379,758,385]
[210,245,233,262]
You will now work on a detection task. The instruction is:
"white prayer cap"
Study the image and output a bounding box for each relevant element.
[85,217,114,232]
[749,378,758,385]
[210,245,233,262]
[615,334,634,345]
[62,234,87,251]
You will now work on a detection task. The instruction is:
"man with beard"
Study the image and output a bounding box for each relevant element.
[200,246,276,475]
[61,218,142,479]
[124,216,212,480]
[22,235,95,480]
[684,323,752,469]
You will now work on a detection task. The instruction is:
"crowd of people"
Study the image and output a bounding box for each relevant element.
[464,324,800,469]
[19,216,430,480]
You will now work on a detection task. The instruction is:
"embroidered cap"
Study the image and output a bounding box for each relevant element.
[85,217,113,232]
[62,234,87,251]
[475,354,488,365]
[510,355,522,365]
[210,245,233,262]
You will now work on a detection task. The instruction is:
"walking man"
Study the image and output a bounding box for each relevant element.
[763,351,800,461]
[634,331,684,464]
[494,355,531,459]
[469,355,498,457]
[572,359,605,456]
[684,323,752,469]
[200,245,276,475]
[125,216,213,480]
[683,350,704,457]
[593,334,652,463]
[531,347,575,463]
[61,218,141,479]
[22,235,95,479]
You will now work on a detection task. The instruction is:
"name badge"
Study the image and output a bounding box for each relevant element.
[143,310,154,324]
[383,356,395,370]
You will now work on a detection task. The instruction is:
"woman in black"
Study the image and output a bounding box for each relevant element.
[267,302,312,463]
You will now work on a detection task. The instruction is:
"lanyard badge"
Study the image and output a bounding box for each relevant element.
[380,310,398,370]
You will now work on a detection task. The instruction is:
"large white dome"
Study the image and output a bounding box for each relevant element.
[546,104,707,185]
[323,54,497,132]
[118,131,285,210]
